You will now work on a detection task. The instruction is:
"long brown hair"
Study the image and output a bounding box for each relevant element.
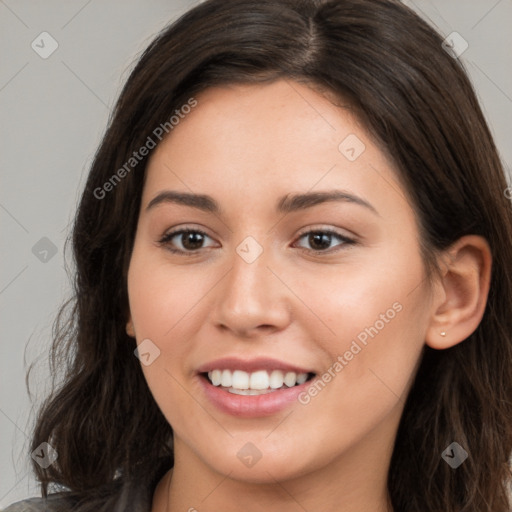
[29,0,512,510]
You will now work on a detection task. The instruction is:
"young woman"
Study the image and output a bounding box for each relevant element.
[5,0,512,511]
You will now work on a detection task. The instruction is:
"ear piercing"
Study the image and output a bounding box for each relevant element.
[440,331,446,337]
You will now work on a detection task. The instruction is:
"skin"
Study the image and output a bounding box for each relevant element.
[125,79,492,512]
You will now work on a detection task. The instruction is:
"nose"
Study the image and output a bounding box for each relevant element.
[212,241,292,338]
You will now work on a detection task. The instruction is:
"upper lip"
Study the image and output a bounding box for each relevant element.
[196,357,315,375]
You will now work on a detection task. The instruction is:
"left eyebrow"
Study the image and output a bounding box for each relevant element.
[145,189,379,216]
[276,190,379,216]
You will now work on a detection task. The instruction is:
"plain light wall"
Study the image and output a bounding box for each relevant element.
[1,0,511,507]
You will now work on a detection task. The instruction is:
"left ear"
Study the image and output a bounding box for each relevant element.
[425,235,492,350]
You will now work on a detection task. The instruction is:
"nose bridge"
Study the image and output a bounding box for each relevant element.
[224,236,273,311]
[213,234,290,334]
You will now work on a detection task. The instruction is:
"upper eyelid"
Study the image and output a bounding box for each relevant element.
[294,229,355,249]
[295,225,354,238]
[160,227,217,245]
[160,226,355,251]
[161,225,354,240]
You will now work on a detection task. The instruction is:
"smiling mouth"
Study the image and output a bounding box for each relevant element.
[201,369,316,395]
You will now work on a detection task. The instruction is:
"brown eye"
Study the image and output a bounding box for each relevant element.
[179,231,206,250]
[295,229,356,253]
[308,232,333,251]
[159,228,216,254]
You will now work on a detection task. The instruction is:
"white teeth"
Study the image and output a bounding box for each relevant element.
[221,369,232,387]
[284,371,297,387]
[228,388,278,395]
[232,370,249,390]
[206,369,310,391]
[249,370,269,390]
[296,372,308,385]
[210,370,222,386]
[269,370,284,389]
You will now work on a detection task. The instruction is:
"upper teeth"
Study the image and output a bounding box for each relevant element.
[208,369,309,390]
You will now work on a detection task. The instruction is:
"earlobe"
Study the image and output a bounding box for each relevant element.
[126,317,135,338]
[425,235,492,350]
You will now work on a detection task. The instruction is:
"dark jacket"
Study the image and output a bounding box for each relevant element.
[2,458,172,512]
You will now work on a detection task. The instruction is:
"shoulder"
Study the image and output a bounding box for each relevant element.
[2,457,172,512]
[2,494,74,511]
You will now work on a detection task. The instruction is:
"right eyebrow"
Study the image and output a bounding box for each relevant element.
[146,190,221,214]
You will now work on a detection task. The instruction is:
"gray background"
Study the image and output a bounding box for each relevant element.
[1,0,511,507]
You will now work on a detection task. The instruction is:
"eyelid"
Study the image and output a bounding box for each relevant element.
[158,224,357,256]
[156,225,215,256]
[294,224,356,240]
[293,226,357,252]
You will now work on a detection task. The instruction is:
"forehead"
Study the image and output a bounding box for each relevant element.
[141,80,412,223]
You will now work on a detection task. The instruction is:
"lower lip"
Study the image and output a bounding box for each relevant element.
[199,374,314,418]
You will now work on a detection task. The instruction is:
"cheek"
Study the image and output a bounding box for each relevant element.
[300,243,426,352]
[298,240,429,416]
[127,246,212,341]
[126,254,234,473]
[126,248,217,421]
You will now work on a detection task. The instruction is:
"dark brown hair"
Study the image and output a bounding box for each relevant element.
[28,0,512,510]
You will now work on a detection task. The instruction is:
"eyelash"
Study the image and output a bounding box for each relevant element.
[157,227,357,256]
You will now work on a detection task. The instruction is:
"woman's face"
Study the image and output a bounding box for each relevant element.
[127,79,435,483]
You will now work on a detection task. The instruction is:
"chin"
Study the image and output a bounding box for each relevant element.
[192,435,323,484]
